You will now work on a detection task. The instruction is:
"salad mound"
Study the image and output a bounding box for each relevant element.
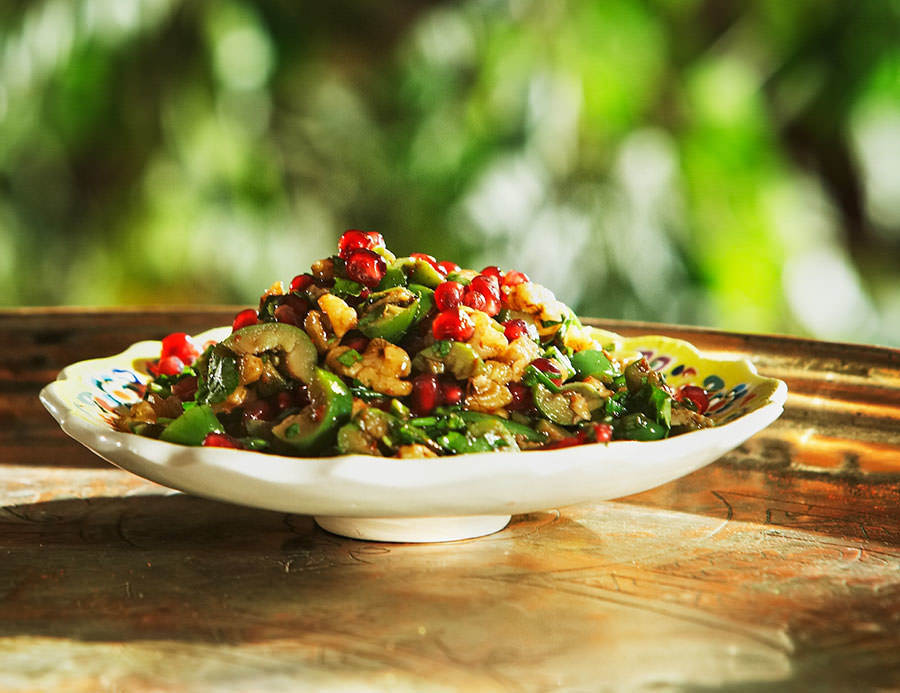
[118,231,714,456]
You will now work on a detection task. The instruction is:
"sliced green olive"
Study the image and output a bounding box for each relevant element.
[408,258,444,288]
[160,405,223,446]
[613,413,668,441]
[357,287,420,343]
[457,411,544,443]
[407,283,434,323]
[533,382,607,426]
[570,349,618,381]
[412,341,482,380]
[272,368,352,454]
[336,424,382,455]
[223,323,317,384]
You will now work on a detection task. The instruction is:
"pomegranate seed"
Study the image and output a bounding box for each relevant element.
[432,308,475,341]
[274,304,300,325]
[243,399,275,422]
[275,391,294,411]
[342,335,369,353]
[506,382,532,411]
[439,379,464,406]
[154,355,185,376]
[480,265,503,279]
[290,273,315,292]
[363,230,385,249]
[295,384,310,408]
[411,374,441,415]
[677,385,710,414]
[202,432,243,449]
[462,289,488,312]
[434,281,465,311]
[232,308,258,332]
[503,319,529,342]
[161,333,200,365]
[470,274,501,300]
[590,423,613,443]
[411,252,439,269]
[171,376,198,400]
[345,248,387,288]
[531,357,563,386]
[501,270,530,287]
[482,295,500,317]
[437,261,460,275]
[338,230,375,259]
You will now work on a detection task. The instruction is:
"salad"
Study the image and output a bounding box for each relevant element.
[118,231,714,457]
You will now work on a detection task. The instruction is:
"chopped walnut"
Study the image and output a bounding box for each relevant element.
[465,360,514,413]
[327,338,412,397]
[317,294,357,339]
[311,257,335,282]
[499,336,542,381]
[397,444,438,459]
[304,310,334,353]
[462,308,508,360]
[239,354,264,385]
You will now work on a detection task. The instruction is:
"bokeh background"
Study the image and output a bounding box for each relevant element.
[2,0,899,345]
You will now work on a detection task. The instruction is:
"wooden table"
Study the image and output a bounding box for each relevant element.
[3,308,899,691]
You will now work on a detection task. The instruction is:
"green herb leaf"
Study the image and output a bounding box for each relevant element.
[199,347,239,404]
[337,349,363,367]
[522,365,561,393]
[332,277,365,298]
[434,340,452,357]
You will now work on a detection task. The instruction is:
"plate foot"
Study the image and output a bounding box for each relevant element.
[314,514,511,543]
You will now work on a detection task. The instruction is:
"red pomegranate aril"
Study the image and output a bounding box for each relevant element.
[677,385,710,414]
[274,304,300,325]
[154,355,185,377]
[243,399,275,422]
[363,230,385,249]
[411,252,439,269]
[590,423,613,443]
[503,319,530,342]
[338,229,374,259]
[506,382,532,411]
[231,308,258,332]
[437,261,460,275]
[295,384,310,408]
[501,270,530,287]
[434,281,465,311]
[275,391,294,411]
[432,308,475,341]
[531,357,563,385]
[480,265,503,279]
[342,335,369,353]
[161,332,200,365]
[439,379,464,406]
[470,274,501,300]
[172,375,199,400]
[482,295,500,317]
[202,432,243,449]
[462,289,488,312]
[411,374,441,415]
[345,248,387,288]
[290,273,315,293]
[531,357,561,376]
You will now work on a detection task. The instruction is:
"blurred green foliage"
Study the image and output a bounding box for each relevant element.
[1,0,899,344]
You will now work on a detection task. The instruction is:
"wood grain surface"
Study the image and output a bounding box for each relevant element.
[2,308,899,691]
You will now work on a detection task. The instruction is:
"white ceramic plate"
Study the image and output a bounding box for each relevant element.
[40,326,786,542]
